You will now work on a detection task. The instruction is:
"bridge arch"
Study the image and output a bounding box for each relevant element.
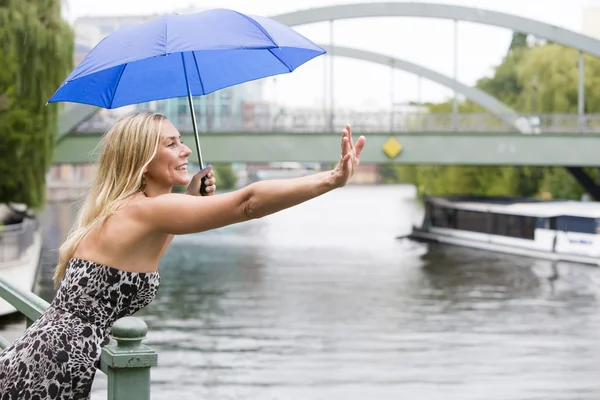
[317,44,530,132]
[273,3,600,57]
[63,2,576,138]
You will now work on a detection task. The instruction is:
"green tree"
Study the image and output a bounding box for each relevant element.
[213,164,237,190]
[507,32,529,54]
[515,44,600,113]
[378,163,402,184]
[476,49,526,109]
[0,0,74,209]
[539,167,587,200]
[395,40,600,200]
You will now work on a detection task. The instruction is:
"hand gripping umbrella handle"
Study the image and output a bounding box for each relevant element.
[200,178,208,196]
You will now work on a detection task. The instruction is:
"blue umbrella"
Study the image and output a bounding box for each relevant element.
[49,8,325,172]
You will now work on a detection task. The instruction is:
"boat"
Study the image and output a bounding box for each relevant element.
[408,196,600,266]
[0,205,43,316]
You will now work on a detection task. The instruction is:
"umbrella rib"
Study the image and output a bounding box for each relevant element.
[234,11,279,47]
[268,49,292,73]
[191,52,206,94]
[109,64,128,108]
[164,15,169,55]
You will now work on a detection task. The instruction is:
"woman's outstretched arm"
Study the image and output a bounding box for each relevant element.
[136,125,366,235]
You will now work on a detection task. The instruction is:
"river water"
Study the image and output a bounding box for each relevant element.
[3,184,600,399]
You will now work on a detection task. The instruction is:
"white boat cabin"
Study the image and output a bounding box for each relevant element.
[419,196,600,260]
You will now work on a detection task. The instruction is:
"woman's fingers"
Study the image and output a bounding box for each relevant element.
[354,136,366,158]
[346,125,354,151]
[341,135,350,158]
[205,184,216,193]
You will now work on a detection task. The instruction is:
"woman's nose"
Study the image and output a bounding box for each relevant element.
[182,144,192,156]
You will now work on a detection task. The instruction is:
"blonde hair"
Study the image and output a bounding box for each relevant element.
[53,111,166,287]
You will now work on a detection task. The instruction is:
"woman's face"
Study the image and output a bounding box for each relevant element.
[145,119,192,189]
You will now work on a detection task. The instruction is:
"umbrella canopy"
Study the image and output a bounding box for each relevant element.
[48,8,325,108]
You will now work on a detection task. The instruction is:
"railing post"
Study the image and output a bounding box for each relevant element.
[100,317,158,400]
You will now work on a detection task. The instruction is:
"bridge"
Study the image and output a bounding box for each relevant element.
[55,110,600,166]
[53,2,600,196]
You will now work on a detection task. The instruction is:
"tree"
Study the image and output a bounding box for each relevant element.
[539,167,587,200]
[515,44,600,113]
[507,32,529,54]
[213,164,237,190]
[392,40,600,201]
[476,49,526,110]
[0,0,74,209]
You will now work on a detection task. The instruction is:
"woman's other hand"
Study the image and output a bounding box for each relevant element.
[185,165,216,196]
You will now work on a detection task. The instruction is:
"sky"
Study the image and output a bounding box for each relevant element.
[62,0,600,110]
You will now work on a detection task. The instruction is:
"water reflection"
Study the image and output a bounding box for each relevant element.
[3,185,600,399]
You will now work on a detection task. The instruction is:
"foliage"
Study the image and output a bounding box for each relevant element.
[213,164,237,190]
[515,45,600,113]
[391,40,600,200]
[507,32,529,53]
[476,48,526,110]
[538,167,586,200]
[0,0,74,208]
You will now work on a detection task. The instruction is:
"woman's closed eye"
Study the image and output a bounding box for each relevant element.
[168,140,183,147]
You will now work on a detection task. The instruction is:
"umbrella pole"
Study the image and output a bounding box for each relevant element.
[186,90,204,169]
[182,53,204,169]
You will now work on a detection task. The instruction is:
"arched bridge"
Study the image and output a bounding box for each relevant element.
[55,2,600,175]
[274,2,600,57]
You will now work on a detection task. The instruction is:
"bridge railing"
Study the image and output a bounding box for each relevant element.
[0,279,157,399]
[71,108,600,134]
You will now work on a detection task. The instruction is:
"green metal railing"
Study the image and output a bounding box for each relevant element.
[0,278,157,399]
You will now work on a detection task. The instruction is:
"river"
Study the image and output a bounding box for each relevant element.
[3,184,600,399]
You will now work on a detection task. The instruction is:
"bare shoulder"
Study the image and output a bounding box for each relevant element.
[129,190,251,235]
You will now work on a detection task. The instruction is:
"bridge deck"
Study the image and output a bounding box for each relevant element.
[54,129,600,166]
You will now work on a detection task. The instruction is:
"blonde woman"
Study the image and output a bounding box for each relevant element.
[0,111,366,398]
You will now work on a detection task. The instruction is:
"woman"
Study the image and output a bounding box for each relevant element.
[0,111,365,398]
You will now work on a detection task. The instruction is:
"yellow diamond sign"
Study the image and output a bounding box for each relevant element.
[382,137,402,158]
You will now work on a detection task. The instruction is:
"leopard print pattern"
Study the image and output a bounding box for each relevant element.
[0,258,160,399]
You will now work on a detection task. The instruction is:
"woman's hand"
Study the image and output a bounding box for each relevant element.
[185,165,217,196]
[330,125,366,188]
